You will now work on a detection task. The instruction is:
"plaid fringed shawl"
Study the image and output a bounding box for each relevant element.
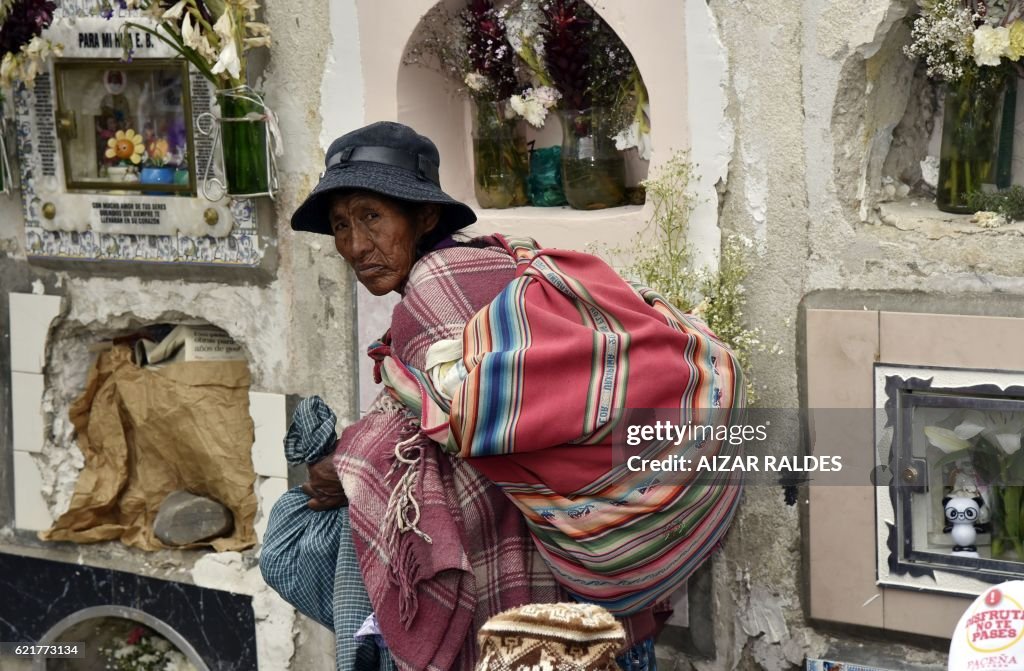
[335,241,564,671]
[373,236,745,617]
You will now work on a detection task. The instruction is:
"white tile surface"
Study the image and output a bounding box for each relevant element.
[249,392,287,478]
[9,293,62,374]
[11,372,45,453]
[13,451,53,531]
[255,476,289,545]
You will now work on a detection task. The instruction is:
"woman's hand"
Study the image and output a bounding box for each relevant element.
[301,455,348,511]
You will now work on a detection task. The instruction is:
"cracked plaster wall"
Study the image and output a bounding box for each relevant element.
[1,0,344,668]
[681,0,1024,669]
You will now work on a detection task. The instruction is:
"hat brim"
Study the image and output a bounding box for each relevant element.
[290,161,477,237]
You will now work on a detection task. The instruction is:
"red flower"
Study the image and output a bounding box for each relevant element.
[126,626,146,645]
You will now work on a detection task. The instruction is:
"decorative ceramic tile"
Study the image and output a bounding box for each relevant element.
[9,293,62,374]
[11,372,45,453]
[12,451,53,531]
[249,392,288,478]
[254,477,289,546]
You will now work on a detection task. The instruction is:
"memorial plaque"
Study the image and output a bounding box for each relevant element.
[16,2,263,266]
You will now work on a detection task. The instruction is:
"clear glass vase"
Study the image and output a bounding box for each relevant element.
[559,108,626,210]
[990,484,1024,561]
[472,100,528,209]
[217,91,271,197]
[937,72,1009,214]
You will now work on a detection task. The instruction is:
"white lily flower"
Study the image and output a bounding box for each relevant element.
[244,36,271,49]
[182,15,219,67]
[996,433,1022,455]
[0,53,16,84]
[161,0,187,21]
[213,12,235,43]
[230,0,261,19]
[246,22,271,36]
[195,35,217,62]
[211,39,242,80]
[955,411,987,440]
[22,58,38,82]
[24,37,43,57]
[181,12,198,49]
[637,131,653,161]
[924,426,971,453]
[614,121,639,152]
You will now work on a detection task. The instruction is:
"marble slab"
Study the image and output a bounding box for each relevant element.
[0,552,256,671]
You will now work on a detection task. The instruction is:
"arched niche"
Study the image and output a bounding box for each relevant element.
[342,0,731,413]
[350,0,730,259]
[36,606,210,671]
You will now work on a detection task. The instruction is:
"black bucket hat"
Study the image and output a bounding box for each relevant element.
[290,121,477,236]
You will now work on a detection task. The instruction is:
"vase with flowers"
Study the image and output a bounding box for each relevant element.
[122,0,280,198]
[100,624,198,671]
[404,0,647,210]
[464,0,530,208]
[407,0,530,208]
[0,0,63,194]
[927,411,1024,560]
[103,127,144,188]
[905,0,1023,213]
[139,128,185,194]
[541,0,642,210]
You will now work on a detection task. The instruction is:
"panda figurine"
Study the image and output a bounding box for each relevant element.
[943,495,987,557]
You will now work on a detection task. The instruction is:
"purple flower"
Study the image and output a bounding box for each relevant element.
[0,0,58,55]
[167,118,187,154]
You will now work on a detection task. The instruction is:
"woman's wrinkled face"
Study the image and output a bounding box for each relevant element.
[328,191,439,295]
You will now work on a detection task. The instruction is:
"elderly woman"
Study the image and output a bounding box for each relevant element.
[269,122,666,671]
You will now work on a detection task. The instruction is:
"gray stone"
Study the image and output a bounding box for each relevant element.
[153,490,234,546]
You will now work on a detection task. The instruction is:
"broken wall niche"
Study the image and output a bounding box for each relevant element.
[850,7,1024,228]
[29,314,258,552]
[6,293,294,670]
[825,12,923,222]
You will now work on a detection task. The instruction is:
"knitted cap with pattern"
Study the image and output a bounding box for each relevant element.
[475,603,626,671]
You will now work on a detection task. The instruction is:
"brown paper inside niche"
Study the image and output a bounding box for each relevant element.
[41,345,258,551]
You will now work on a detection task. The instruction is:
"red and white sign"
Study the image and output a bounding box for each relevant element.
[950,582,1024,670]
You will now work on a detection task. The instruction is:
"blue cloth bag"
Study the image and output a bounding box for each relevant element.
[259,396,395,671]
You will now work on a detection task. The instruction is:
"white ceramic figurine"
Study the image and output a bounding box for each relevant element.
[943,494,986,557]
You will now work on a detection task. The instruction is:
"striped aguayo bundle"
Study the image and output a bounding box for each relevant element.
[375,235,745,616]
[475,603,625,671]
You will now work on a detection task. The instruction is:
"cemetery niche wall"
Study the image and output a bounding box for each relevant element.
[15,8,264,266]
